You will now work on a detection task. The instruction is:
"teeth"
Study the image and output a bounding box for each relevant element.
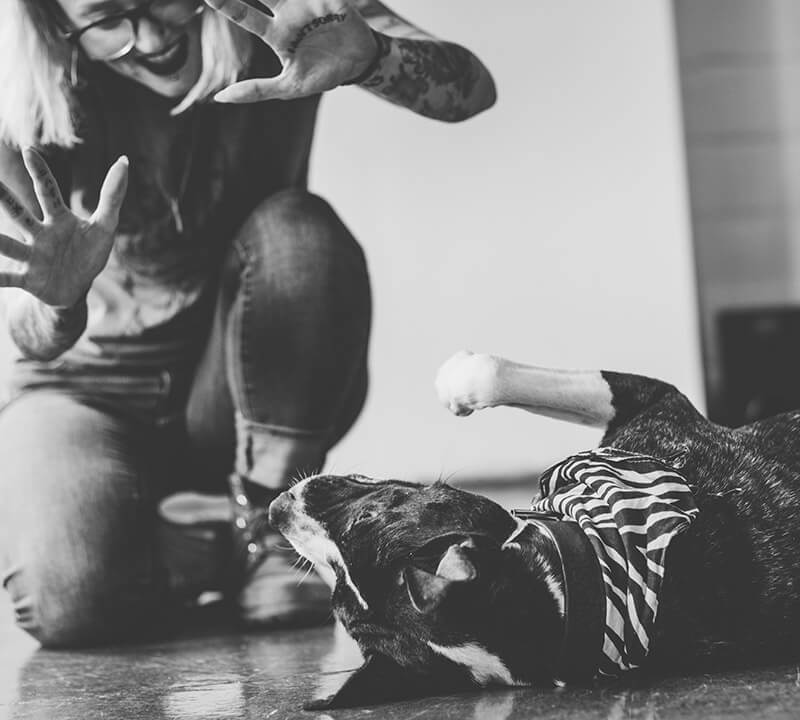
[147,41,180,64]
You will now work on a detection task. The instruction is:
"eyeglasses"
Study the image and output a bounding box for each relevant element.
[63,0,205,61]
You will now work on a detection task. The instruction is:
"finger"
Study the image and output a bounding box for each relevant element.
[0,181,38,234]
[214,77,286,103]
[0,233,31,263]
[204,0,272,37]
[0,271,26,289]
[240,0,276,13]
[92,156,129,233]
[21,147,67,220]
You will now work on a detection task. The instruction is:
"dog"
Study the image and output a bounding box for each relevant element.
[269,350,800,709]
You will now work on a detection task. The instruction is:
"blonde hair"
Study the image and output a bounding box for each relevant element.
[0,1,253,149]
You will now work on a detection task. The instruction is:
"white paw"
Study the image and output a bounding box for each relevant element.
[435,350,502,416]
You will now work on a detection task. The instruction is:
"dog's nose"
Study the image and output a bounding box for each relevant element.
[268,490,293,530]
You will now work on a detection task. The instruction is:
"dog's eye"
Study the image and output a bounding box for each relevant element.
[411,534,467,561]
[348,474,379,484]
[407,544,453,574]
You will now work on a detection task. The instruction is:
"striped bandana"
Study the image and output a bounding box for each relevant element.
[529,447,699,676]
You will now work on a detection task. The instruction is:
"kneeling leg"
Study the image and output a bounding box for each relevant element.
[0,392,173,648]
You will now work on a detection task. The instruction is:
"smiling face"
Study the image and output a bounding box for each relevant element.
[57,0,204,97]
[269,475,544,692]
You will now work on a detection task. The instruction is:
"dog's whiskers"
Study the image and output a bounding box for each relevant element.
[434,470,460,487]
[289,466,321,488]
[297,561,315,586]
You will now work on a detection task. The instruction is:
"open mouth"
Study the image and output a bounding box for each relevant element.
[134,34,190,76]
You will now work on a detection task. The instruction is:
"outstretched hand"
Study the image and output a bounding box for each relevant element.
[204,0,378,103]
[0,149,128,308]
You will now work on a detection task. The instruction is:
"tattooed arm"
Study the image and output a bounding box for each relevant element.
[0,145,87,361]
[352,0,496,122]
[0,145,127,361]
[205,0,496,121]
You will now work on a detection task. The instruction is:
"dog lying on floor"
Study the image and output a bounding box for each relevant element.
[269,350,800,709]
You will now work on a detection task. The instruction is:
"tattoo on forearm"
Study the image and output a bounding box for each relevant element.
[288,13,347,54]
[360,31,391,87]
[361,37,484,121]
[352,0,422,39]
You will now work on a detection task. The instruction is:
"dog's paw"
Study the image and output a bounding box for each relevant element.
[435,350,502,416]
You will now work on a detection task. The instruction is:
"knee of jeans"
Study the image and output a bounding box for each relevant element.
[9,567,112,649]
[29,607,100,650]
[8,560,159,649]
[235,189,368,286]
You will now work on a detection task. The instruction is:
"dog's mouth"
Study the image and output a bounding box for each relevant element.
[269,481,372,611]
[133,34,190,76]
[268,487,333,569]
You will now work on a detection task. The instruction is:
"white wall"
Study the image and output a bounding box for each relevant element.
[314,0,703,482]
[674,0,800,413]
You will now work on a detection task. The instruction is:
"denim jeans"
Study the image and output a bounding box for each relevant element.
[0,190,371,647]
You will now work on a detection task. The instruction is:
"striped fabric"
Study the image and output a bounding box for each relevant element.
[530,447,699,675]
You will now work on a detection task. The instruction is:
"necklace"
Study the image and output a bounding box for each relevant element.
[153,113,198,236]
[156,158,193,235]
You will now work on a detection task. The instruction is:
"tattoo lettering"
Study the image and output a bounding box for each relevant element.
[0,189,19,217]
[43,177,63,207]
[0,186,35,230]
[288,13,347,54]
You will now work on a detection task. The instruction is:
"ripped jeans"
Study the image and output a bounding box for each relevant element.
[0,190,371,647]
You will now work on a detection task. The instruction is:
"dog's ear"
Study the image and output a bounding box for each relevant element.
[405,543,477,613]
[438,542,478,580]
[304,653,474,710]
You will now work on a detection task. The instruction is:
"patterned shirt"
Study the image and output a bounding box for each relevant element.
[530,447,699,675]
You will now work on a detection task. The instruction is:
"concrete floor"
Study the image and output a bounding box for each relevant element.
[3,482,800,720]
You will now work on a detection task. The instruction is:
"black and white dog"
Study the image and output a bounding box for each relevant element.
[269,351,800,709]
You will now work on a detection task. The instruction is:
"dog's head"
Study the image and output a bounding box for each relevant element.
[269,474,565,708]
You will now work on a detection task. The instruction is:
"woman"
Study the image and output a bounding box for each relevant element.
[0,0,496,647]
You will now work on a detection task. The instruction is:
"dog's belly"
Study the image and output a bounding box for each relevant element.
[600,402,800,656]
[652,466,800,659]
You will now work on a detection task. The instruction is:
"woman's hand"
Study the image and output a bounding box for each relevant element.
[205,0,378,103]
[0,149,128,308]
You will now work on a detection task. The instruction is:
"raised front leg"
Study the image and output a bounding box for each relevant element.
[435,351,615,428]
[435,351,682,433]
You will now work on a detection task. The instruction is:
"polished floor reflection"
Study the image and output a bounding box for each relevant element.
[5,613,800,720]
[3,481,800,719]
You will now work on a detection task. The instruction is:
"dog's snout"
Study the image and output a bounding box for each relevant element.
[268,491,294,530]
